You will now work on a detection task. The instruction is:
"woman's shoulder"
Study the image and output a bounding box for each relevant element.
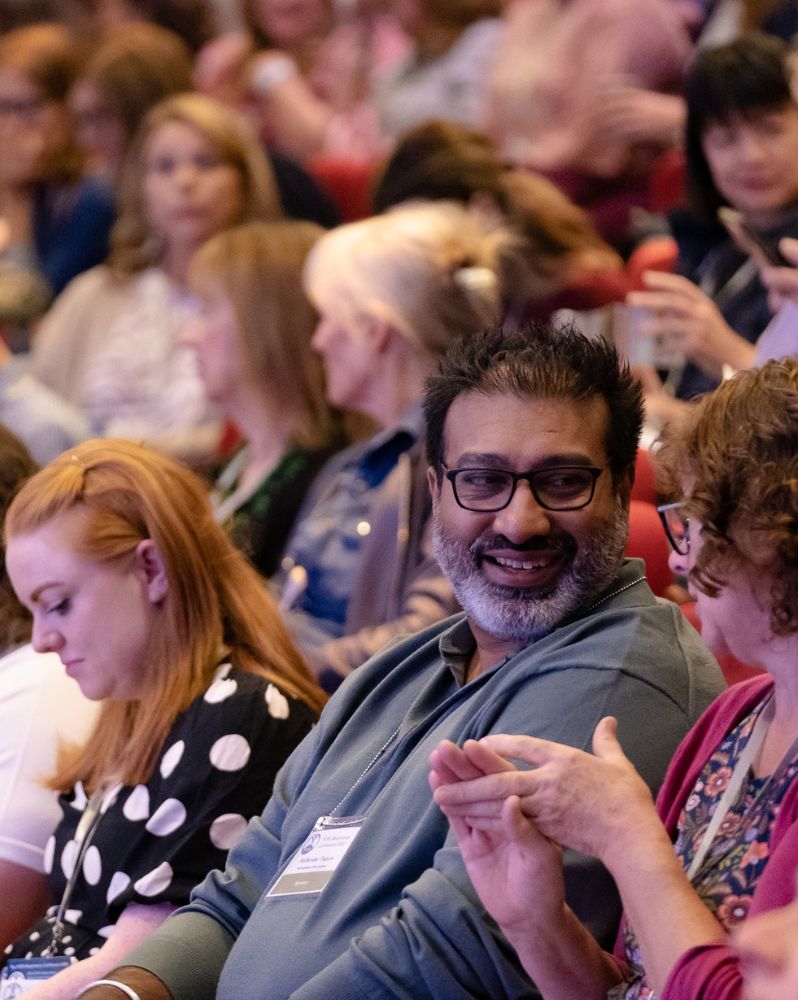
[177,664,316,737]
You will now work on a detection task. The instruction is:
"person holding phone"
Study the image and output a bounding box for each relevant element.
[628,33,798,401]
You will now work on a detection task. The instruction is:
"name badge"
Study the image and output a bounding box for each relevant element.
[267,815,367,897]
[1,958,72,997]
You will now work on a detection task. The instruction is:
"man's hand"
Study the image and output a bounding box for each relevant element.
[430,740,566,940]
[432,719,661,867]
[627,270,756,377]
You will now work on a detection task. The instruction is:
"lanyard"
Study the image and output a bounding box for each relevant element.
[45,780,115,957]
[686,696,774,882]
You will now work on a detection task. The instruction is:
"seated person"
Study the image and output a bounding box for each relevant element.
[274,200,511,687]
[432,357,798,1000]
[630,34,798,405]
[32,94,283,459]
[80,325,723,1000]
[69,23,195,187]
[736,871,798,1000]
[372,119,623,324]
[0,424,97,949]
[0,439,325,999]
[225,0,501,163]
[0,24,115,301]
[71,24,341,228]
[485,0,691,246]
[182,220,346,579]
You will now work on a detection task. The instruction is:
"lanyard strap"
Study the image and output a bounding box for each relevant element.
[45,781,113,958]
[686,696,774,882]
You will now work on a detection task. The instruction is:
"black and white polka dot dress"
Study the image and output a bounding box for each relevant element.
[3,664,316,964]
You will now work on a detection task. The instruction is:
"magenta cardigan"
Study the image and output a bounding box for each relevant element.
[611,675,798,1000]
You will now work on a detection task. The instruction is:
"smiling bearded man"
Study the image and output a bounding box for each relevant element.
[93,326,724,1000]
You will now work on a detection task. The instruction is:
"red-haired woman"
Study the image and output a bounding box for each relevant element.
[1,439,325,1000]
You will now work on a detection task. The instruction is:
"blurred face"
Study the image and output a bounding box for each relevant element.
[737,882,798,1000]
[668,517,773,666]
[254,0,331,47]
[6,516,164,702]
[69,79,127,177]
[311,309,378,415]
[143,121,244,253]
[702,106,798,227]
[0,67,70,185]
[430,392,631,649]
[181,283,246,406]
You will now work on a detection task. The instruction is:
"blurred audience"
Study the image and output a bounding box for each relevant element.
[0,424,97,950]
[0,24,115,306]
[184,220,345,578]
[373,119,622,323]
[32,93,282,459]
[75,0,217,53]
[485,0,691,246]
[631,34,798,412]
[275,200,514,689]
[69,23,194,185]
[202,0,500,163]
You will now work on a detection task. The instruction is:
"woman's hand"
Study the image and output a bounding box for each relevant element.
[760,237,798,314]
[432,718,662,866]
[430,739,566,939]
[627,271,756,378]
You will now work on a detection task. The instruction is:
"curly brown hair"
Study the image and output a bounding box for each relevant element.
[655,359,798,636]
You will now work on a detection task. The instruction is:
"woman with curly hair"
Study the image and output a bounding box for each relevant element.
[431,358,798,1000]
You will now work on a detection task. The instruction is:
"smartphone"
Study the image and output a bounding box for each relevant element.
[718,207,789,266]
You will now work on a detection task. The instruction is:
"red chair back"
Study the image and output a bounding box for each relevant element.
[631,448,658,505]
[626,500,674,598]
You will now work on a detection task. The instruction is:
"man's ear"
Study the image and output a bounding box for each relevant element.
[134,539,169,604]
[427,465,439,504]
[618,466,634,510]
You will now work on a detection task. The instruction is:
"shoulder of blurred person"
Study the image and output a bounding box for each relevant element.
[0,354,90,465]
[31,264,141,408]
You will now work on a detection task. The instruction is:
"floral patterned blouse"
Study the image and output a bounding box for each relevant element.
[613,696,798,999]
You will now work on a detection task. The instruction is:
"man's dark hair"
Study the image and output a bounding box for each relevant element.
[424,324,644,485]
[685,33,793,220]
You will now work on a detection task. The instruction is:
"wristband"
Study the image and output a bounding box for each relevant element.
[76,980,142,1000]
[251,55,298,95]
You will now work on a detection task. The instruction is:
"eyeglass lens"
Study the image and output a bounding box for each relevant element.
[662,506,689,554]
[453,467,597,511]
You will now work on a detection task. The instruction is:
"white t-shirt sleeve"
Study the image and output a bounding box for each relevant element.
[0,645,98,871]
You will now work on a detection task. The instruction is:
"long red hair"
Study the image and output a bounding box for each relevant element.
[5,439,326,792]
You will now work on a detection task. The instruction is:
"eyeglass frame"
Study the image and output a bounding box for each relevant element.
[442,463,609,513]
[657,500,690,556]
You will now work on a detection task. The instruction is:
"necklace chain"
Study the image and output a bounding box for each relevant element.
[588,575,647,612]
[329,724,402,817]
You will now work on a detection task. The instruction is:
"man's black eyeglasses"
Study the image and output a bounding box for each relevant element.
[443,465,608,513]
[657,501,690,556]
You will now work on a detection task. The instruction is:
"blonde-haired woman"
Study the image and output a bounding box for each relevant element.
[31,93,282,458]
[277,200,510,689]
[182,220,345,578]
[1,438,325,1000]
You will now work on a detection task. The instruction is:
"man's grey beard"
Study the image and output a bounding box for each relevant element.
[432,498,630,646]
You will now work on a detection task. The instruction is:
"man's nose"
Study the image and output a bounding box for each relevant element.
[491,479,553,543]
